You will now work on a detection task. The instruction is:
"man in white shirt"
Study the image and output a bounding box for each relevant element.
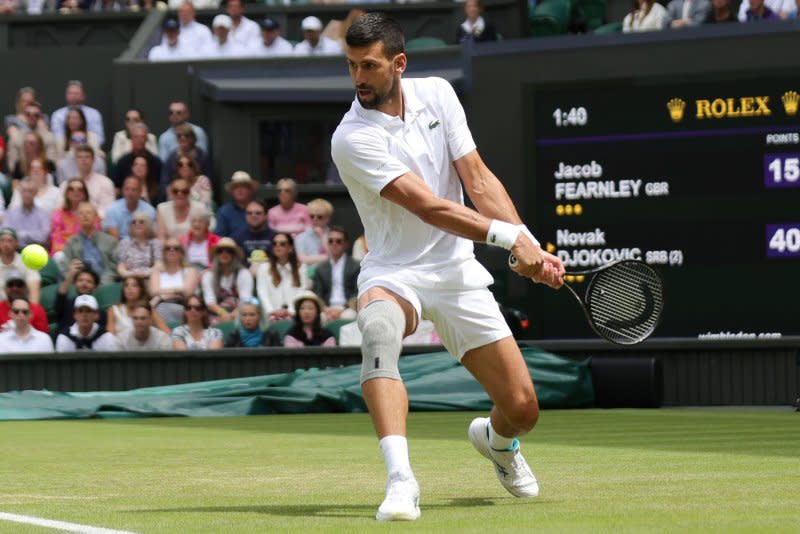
[149,18,189,62]
[226,0,260,49]
[293,16,343,56]
[201,14,248,59]
[50,81,105,146]
[116,303,172,350]
[55,295,120,352]
[249,17,294,57]
[0,297,54,353]
[331,13,563,521]
[58,145,115,219]
[176,1,213,51]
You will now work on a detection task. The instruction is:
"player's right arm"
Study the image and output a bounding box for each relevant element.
[380,172,562,288]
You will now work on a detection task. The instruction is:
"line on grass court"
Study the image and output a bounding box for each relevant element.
[0,511,138,534]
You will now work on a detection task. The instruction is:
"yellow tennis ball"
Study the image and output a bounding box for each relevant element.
[21,244,49,271]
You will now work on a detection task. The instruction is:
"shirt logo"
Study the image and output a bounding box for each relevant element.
[428,119,441,130]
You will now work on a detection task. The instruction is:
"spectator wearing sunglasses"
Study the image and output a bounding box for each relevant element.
[0,272,48,333]
[231,199,274,266]
[255,232,310,321]
[201,238,253,324]
[171,295,224,350]
[311,226,359,322]
[110,108,158,165]
[156,178,207,241]
[157,102,208,164]
[295,198,334,266]
[0,297,53,353]
[161,123,211,188]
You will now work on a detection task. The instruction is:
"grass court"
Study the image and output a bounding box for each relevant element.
[0,409,797,533]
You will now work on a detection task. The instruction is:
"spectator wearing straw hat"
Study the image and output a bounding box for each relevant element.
[293,16,343,56]
[215,171,258,237]
[201,237,253,324]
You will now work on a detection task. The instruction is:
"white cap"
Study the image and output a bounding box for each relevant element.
[212,14,232,29]
[301,16,323,31]
[74,294,99,311]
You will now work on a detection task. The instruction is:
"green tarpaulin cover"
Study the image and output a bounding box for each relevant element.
[0,348,593,420]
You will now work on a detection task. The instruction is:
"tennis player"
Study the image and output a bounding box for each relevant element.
[331,12,565,521]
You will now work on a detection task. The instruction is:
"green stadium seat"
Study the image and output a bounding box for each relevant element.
[325,318,354,344]
[576,0,607,31]
[593,21,622,33]
[215,320,236,344]
[530,0,573,36]
[267,319,294,342]
[39,284,75,323]
[405,37,448,50]
[39,258,60,287]
[94,282,122,311]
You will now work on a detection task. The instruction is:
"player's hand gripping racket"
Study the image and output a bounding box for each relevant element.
[509,255,664,345]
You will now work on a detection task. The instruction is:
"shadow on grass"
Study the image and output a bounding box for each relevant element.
[125,498,503,519]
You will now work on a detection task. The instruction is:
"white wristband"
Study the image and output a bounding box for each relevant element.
[518,225,541,247]
[486,220,521,250]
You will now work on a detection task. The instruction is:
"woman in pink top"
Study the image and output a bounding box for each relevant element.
[50,178,100,256]
[267,177,310,237]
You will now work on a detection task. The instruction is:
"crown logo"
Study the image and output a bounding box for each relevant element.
[782,91,799,116]
[667,98,686,122]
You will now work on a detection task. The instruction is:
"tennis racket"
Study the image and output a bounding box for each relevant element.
[509,256,664,345]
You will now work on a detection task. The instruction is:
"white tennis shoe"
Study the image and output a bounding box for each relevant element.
[375,471,421,521]
[468,417,540,498]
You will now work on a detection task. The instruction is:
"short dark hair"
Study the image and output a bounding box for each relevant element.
[328,225,349,242]
[132,302,152,314]
[76,266,100,287]
[74,144,95,158]
[345,12,404,57]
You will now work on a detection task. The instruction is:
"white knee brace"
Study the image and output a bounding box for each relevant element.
[358,299,406,384]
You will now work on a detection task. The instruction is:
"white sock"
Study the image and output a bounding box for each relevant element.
[488,420,515,451]
[379,435,412,477]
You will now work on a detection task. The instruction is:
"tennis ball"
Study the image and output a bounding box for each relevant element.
[21,244,49,271]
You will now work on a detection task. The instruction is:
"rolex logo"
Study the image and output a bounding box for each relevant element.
[782,91,799,116]
[667,98,686,122]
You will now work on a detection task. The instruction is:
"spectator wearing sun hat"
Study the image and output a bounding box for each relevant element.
[215,170,258,237]
[293,16,343,56]
[55,294,120,352]
[201,237,253,324]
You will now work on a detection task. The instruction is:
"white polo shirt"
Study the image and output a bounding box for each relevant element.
[0,328,54,353]
[331,77,476,272]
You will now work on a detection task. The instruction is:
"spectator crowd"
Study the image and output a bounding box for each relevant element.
[622,0,797,32]
[0,77,386,355]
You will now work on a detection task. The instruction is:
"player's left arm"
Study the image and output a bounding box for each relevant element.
[454,149,522,225]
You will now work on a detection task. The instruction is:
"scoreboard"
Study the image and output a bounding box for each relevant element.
[527,76,800,340]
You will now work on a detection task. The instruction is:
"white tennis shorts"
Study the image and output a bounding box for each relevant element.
[358,258,512,360]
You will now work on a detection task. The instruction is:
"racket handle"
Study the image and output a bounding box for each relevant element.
[508,253,518,268]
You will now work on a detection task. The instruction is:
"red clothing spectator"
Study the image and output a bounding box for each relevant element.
[0,300,49,333]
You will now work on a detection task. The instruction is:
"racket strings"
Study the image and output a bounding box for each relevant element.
[585,262,664,344]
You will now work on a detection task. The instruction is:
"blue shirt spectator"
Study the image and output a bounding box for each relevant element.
[3,178,50,248]
[157,102,208,162]
[103,178,157,240]
[50,81,105,146]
